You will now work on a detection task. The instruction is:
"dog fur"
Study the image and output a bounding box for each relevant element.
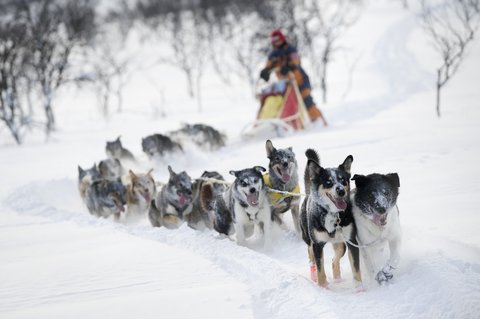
[187,171,226,231]
[300,149,362,288]
[213,166,273,250]
[78,164,101,202]
[142,134,183,158]
[264,139,301,234]
[148,166,193,229]
[351,173,401,285]
[98,158,123,180]
[106,136,136,162]
[169,123,226,151]
[126,169,156,216]
[85,178,127,219]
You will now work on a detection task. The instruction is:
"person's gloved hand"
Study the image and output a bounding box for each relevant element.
[280,65,290,75]
[260,68,270,81]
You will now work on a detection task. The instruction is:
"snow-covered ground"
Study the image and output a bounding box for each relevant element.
[1,1,480,318]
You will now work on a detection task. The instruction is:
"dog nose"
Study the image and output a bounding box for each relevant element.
[282,162,288,168]
[249,187,256,194]
[376,206,386,214]
[336,187,345,197]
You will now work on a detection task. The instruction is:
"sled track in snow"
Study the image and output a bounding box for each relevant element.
[4,179,480,319]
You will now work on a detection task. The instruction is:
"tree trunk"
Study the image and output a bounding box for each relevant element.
[436,69,442,118]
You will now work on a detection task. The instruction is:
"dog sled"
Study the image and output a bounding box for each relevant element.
[241,71,311,140]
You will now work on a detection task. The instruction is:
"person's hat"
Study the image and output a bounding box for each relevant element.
[271,29,286,45]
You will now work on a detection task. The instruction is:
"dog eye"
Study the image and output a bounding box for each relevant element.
[325,180,333,187]
[241,181,247,187]
[253,178,258,183]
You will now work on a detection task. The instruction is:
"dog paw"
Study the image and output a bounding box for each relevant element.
[333,277,345,284]
[353,283,367,293]
[375,270,393,284]
[310,264,317,283]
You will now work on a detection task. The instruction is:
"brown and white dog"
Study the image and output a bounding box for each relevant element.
[126,169,156,216]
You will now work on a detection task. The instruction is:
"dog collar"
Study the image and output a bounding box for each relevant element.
[263,174,300,205]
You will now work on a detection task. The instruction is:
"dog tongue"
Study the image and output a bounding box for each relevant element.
[247,193,259,206]
[373,214,387,227]
[281,171,291,183]
[178,194,189,206]
[335,199,347,210]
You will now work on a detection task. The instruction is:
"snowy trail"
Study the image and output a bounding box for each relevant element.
[4,177,480,318]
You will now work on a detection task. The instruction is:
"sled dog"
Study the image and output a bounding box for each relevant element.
[351,173,401,285]
[300,150,362,288]
[98,158,123,180]
[213,166,273,250]
[142,134,183,158]
[126,169,156,216]
[169,123,226,151]
[187,171,226,230]
[148,166,193,229]
[106,136,136,161]
[78,163,101,202]
[85,178,127,219]
[264,139,301,234]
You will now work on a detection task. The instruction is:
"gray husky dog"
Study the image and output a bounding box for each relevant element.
[148,166,193,229]
[351,173,401,285]
[78,164,101,202]
[213,166,273,250]
[300,150,362,289]
[142,134,183,158]
[106,136,136,161]
[264,140,301,234]
[98,158,123,180]
[169,123,226,151]
[126,169,156,216]
[85,178,127,219]
[187,171,227,230]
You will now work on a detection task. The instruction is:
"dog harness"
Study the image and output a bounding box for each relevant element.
[262,174,301,206]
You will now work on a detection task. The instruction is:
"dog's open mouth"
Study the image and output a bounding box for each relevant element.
[142,191,151,204]
[372,213,388,227]
[276,166,291,183]
[112,196,125,213]
[246,192,259,206]
[327,193,347,210]
[178,193,191,207]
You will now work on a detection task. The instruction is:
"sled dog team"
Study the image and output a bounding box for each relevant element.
[78,133,401,290]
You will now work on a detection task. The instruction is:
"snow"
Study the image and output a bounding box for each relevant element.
[1,1,480,318]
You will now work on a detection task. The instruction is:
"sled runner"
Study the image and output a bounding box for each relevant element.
[241,71,311,140]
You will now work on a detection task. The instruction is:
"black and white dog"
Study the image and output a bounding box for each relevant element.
[142,134,183,159]
[148,166,193,229]
[187,171,227,231]
[78,163,101,202]
[264,140,301,234]
[300,149,362,288]
[169,123,226,151]
[351,173,401,285]
[213,166,273,250]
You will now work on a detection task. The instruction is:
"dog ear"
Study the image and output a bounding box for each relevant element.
[253,166,267,173]
[306,159,321,179]
[168,165,175,176]
[78,165,84,174]
[386,173,400,188]
[116,135,121,142]
[265,140,275,158]
[229,170,238,177]
[339,155,353,174]
[128,169,137,180]
[351,174,367,188]
[147,168,154,176]
[305,149,320,164]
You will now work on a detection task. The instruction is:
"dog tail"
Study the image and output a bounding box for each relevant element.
[304,149,320,196]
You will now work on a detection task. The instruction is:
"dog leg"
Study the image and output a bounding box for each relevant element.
[377,236,402,284]
[308,245,317,282]
[235,223,247,246]
[312,242,328,288]
[291,203,301,236]
[332,242,346,281]
[262,221,273,251]
[346,241,362,284]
